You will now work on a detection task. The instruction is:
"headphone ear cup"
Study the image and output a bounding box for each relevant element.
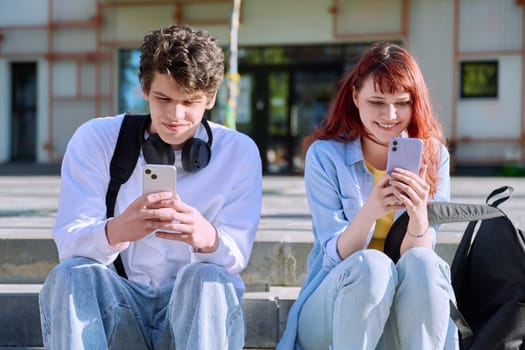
[181,138,211,172]
[142,134,175,164]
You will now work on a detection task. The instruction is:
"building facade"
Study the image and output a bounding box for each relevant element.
[0,0,524,174]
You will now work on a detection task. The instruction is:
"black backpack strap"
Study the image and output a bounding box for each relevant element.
[105,114,150,278]
[446,187,514,291]
[449,299,474,346]
[383,212,409,262]
[486,185,513,208]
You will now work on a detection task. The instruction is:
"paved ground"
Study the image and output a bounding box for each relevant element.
[0,163,524,242]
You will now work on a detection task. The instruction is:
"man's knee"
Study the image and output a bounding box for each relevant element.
[45,257,103,284]
[172,262,239,306]
[177,262,229,285]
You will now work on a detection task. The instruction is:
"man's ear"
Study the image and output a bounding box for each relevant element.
[142,89,150,101]
[205,91,218,109]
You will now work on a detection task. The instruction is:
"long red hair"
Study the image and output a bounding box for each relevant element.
[303,42,446,196]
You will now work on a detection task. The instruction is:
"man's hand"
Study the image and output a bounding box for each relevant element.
[106,192,218,252]
[153,194,219,253]
[106,191,176,246]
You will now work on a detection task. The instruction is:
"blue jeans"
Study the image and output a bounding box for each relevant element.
[297,248,459,350]
[39,257,245,350]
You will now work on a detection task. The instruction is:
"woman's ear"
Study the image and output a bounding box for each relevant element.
[352,86,359,107]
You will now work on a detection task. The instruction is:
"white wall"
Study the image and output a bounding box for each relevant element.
[457,56,522,140]
[105,5,174,44]
[0,59,9,162]
[455,55,522,162]
[459,0,522,52]
[37,59,49,163]
[237,0,334,45]
[408,0,455,139]
[454,0,523,162]
[0,0,49,26]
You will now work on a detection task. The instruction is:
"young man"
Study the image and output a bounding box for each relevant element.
[39,25,262,350]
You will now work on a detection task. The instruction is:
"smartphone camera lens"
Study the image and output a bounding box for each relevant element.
[392,146,397,152]
[151,174,157,180]
[393,140,398,146]
[145,169,151,175]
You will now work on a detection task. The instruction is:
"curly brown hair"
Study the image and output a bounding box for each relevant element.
[139,25,224,97]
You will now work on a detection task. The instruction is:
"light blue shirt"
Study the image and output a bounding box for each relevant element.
[277,137,450,350]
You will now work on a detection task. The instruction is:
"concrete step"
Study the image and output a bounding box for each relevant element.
[5,175,524,289]
[0,231,462,287]
[0,284,298,349]
[0,234,314,289]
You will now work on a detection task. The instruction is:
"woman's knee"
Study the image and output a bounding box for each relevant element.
[397,247,451,285]
[398,248,447,274]
[335,250,396,292]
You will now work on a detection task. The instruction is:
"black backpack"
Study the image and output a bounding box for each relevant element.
[385,186,525,349]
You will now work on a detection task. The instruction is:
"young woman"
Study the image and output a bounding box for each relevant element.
[278,43,458,350]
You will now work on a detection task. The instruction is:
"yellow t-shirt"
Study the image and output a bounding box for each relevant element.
[365,160,394,251]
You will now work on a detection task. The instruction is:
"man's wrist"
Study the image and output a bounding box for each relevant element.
[105,218,125,248]
[195,224,219,253]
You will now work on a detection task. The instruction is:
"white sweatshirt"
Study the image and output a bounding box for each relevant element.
[53,114,262,294]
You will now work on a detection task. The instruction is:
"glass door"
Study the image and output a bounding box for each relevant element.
[266,72,290,173]
[264,69,339,174]
[11,62,37,162]
[213,66,340,174]
[291,70,339,173]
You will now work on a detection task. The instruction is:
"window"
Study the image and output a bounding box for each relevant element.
[118,49,149,113]
[460,60,498,98]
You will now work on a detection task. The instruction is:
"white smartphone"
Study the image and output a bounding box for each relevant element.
[142,164,177,195]
[386,137,423,175]
[142,164,179,234]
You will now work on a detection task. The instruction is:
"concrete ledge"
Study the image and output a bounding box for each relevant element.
[0,239,57,284]
[0,284,297,349]
[0,236,460,286]
[0,285,41,347]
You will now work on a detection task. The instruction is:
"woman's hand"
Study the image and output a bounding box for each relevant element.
[364,173,405,220]
[389,165,432,249]
[337,174,406,258]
